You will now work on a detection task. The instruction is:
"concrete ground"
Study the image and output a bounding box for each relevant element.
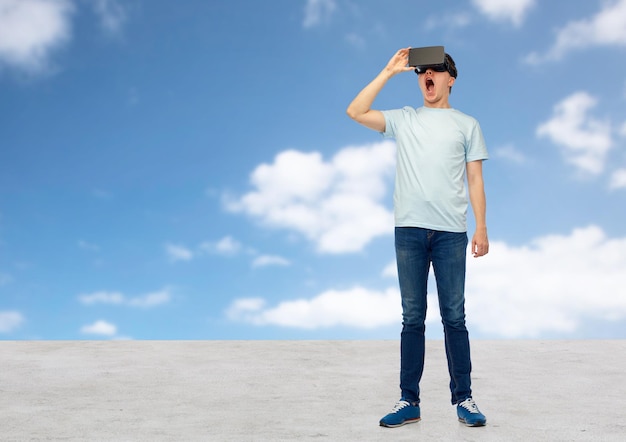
[1,340,624,441]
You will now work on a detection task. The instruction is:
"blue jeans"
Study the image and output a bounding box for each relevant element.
[395,227,472,405]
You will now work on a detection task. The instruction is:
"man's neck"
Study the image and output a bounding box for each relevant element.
[423,99,451,109]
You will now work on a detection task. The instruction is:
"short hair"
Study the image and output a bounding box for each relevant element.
[445,53,457,93]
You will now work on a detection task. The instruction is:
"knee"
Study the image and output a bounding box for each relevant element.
[402,303,426,329]
[439,304,466,330]
[402,320,425,335]
[441,313,467,332]
[439,296,466,329]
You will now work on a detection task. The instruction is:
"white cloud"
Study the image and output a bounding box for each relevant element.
[165,243,194,262]
[0,311,23,332]
[78,291,124,305]
[92,0,126,34]
[199,236,243,256]
[127,289,171,308]
[471,0,535,27]
[78,240,100,252]
[466,225,626,337]
[537,92,613,175]
[200,237,290,268]
[78,288,171,308]
[227,297,265,316]
[0,0,74,73]
[303,0,336,28]
[620,121,626,137]
[252,255,291,268]
[526,0,626,63]
[228,226,626,338]
[81,319,116,336]
[609,168,626,189]
[493,144,527,164]
[425,11,472,31]
[382,261,397,278]
[344,32,365,50]
[225,141,396,254]
[227,287,402,329]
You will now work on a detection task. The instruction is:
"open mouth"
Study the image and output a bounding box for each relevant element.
[426,78,434,92]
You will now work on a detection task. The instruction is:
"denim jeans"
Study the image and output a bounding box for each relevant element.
[395,227,472,405]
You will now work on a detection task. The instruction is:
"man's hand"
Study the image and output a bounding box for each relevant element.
[347,47,413,132]
[346,47,415,131]
[471,228,489,258]
[384,48,414,77]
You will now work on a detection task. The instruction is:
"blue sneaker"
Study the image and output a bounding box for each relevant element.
[379,399,421,428]
[456,398,486,427]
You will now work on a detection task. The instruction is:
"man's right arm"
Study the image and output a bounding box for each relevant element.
[346,48,413,132]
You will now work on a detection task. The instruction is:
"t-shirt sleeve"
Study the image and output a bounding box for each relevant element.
[381,109,404,139]
[465,119,489,162]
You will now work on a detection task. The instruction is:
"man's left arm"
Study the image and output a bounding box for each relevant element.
[467,160,489,258]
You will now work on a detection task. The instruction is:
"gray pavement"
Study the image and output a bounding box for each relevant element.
[1,340,625,441]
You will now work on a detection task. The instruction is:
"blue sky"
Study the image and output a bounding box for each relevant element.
[1,0,625,340]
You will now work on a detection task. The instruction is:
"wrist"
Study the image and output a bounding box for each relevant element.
[380,67,396,80]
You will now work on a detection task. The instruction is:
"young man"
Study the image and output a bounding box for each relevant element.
[346,47,489,428]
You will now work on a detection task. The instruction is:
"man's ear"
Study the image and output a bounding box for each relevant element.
[448,77,456,88]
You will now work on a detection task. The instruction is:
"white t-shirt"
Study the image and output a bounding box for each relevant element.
[382,106,488,232]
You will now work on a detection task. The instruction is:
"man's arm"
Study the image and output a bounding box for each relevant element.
[467,160,489,258]
[346,48,414,132]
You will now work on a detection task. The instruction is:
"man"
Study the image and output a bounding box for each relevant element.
[346,47,489,428]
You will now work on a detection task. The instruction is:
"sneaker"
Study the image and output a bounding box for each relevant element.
[379,399,421,428]
[456,398,486,427]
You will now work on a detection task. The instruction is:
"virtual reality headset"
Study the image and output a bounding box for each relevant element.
[409,46,457,78]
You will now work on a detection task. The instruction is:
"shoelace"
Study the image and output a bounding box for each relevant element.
[458,399,480,413]
[390,400,411,413]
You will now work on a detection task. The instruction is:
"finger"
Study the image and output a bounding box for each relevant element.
[473,245,488,257]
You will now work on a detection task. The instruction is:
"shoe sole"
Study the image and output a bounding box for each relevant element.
[380,417,421,428]
[458,418,486,427]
